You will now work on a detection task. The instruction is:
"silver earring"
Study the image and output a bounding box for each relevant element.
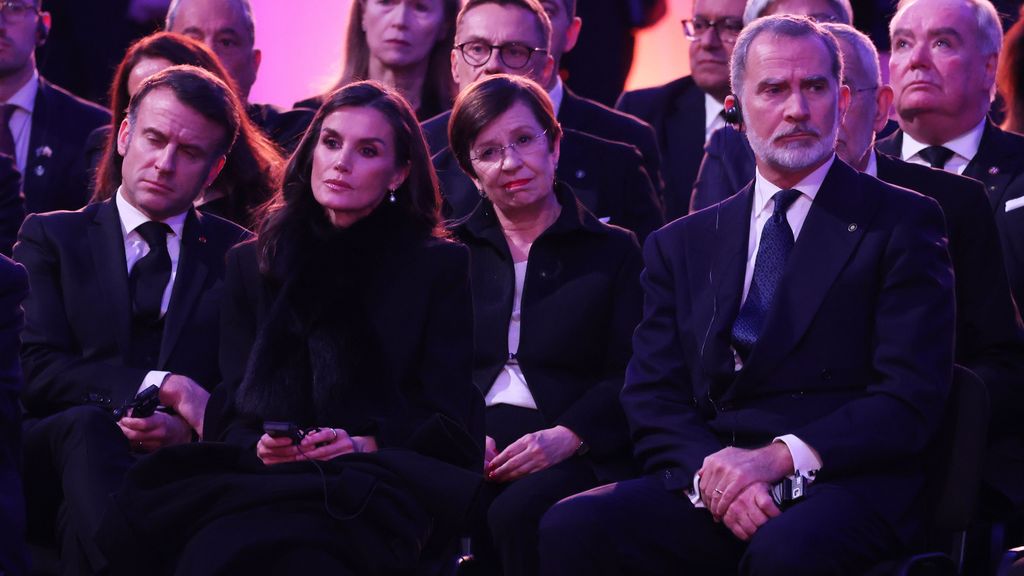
[388,188,397,203]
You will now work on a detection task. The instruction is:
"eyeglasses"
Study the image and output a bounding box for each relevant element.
[682,17,744,44]
[470,130,548,166]
[455,41,547,70]
[0,1,38,23]
[845,83,879,96]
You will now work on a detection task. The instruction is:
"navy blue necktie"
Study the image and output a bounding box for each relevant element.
[130,221,172,324]
[732,189,802,362]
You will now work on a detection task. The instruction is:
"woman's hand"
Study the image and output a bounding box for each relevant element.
[486,425,582,483]
[256,428,378,466]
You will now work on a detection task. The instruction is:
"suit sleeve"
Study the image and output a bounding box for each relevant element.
[0,155,23,256]
[17,214,149,416]
[0,256,27,427]
[556,235,644,459]
[621,230,724,479]
[791,196,955,474]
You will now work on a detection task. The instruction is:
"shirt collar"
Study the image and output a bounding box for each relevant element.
[902,117,986,165]
[864,149,878,177]
[753,154,834,214]
[549,77,565,116]
[705,93,725,133]
[6,70,38,114]
[115,187,188,239]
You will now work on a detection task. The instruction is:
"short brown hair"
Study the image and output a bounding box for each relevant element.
[448,74,562,180]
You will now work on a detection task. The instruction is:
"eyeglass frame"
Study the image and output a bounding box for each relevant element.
[0,1,39,23]
[681,17,744,44]
[469,129,549,165]
[454,41,548,70]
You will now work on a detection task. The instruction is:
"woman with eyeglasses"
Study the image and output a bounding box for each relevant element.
[447,74,642,576]
[295,0,457,121]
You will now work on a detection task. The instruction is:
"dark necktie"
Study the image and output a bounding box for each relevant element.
[0,104,17,160]
[918,145,955,170]
[732,189,802,362]
[129,221,172,324]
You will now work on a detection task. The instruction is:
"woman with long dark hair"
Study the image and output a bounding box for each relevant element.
[99,81,483,576]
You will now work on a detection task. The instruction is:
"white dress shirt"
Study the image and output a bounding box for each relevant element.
[116,189,187,393]
[704,94,726,142]
[548,77,565,117]
[5,71,38,175]
[485,260,539,410]
[901,118,986,175]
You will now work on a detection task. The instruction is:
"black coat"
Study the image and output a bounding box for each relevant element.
[0,255,27,576]
[100,206,484,575]
[617,75,708,220]
[453,184,642,481]
[25,78,110,214]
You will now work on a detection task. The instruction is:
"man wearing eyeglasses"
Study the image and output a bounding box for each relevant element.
[0,0,108,217]
[616,0,745,220]
[422,0,664,241]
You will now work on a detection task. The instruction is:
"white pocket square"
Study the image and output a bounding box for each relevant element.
[598,216,611,223]
[1005,196,1024,213]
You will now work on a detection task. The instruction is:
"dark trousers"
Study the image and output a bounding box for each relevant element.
[479,404,600,576]
[539,475,901,576]
[23,406,135,576]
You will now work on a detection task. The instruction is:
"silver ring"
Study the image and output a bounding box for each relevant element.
[714,488,724,495]
[137,442,143,449]
[328,428,338,443]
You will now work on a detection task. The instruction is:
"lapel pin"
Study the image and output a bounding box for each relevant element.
[575,169,585,179]
[34,145,52,158]
[848,223,858,232]
[989,166,1000,175]
[33,165,44,177]
[198,236,207,244]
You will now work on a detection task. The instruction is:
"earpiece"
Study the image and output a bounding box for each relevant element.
[36,18,49,45]
[723,96,743,126]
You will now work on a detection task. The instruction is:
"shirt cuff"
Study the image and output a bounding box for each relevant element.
[138,371,170,396]
[773,434,822,480]
[687,472,705,508]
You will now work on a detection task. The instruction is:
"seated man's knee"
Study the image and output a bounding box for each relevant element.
[740,522,841,576]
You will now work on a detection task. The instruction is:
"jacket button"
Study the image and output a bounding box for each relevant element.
[820,369,832,381]
[664,470,672,480]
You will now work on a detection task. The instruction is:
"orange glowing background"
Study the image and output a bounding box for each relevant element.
[247,0,694,108]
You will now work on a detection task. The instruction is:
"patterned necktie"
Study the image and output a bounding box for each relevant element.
[732,189,802,362]
[0,104,17,160]
[130,221,172,324]
[918,145,955,170]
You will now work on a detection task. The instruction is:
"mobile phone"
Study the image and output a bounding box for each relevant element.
[263,421,305,445]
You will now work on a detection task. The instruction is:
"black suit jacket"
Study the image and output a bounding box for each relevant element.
[877,122,1024,310]
[423,111,664,241]
[452,185,642,481]
[560,87,663,197]
[15,200,251,418]
[246,102,313,153]
[617,75,708,220]
[624,159,955,538]
[25,78,110,214]
[0,255,27,576]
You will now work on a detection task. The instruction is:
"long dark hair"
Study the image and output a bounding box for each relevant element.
[257,80,445,279]
[999,7,1024,134]
[93,32,282,229]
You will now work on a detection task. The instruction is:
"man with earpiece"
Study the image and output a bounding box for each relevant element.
[0,0,109,220]
[540,15,956,575]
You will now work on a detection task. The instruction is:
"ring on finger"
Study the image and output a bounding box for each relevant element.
[328,428,338,443]
[714,488,724,496]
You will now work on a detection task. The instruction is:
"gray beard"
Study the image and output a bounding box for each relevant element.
[747,117,840,172]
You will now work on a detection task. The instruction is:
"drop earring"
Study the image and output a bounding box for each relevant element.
[388,188,397,203]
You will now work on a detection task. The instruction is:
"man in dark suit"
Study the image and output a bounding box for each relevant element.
[539,16,955,574]
[879,0,1024,310]
[616,0,745,220]
[422,0,663,239]
[0,255,28,576]
[0,0,110,215]
[164,0,312,152]
[537,0,663,196]
[17,66,250,575]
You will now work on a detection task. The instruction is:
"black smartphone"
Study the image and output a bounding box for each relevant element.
[263,421,305,445]
[129,385,160,418]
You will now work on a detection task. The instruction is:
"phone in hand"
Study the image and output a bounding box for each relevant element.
[263,421,305,445]
[113,384,160,420]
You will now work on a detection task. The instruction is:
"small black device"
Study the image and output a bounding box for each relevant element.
[113,384,160,420]
[723,96,743,126]
[263,421,305,445]
[770,474,807,509]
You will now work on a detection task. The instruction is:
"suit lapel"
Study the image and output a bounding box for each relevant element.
[731,161,874,395]
[964,121,1013,209]
[874,129,902,158]
[88,200,133,359]
[694,186,751,389]
[159,209,209,367]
